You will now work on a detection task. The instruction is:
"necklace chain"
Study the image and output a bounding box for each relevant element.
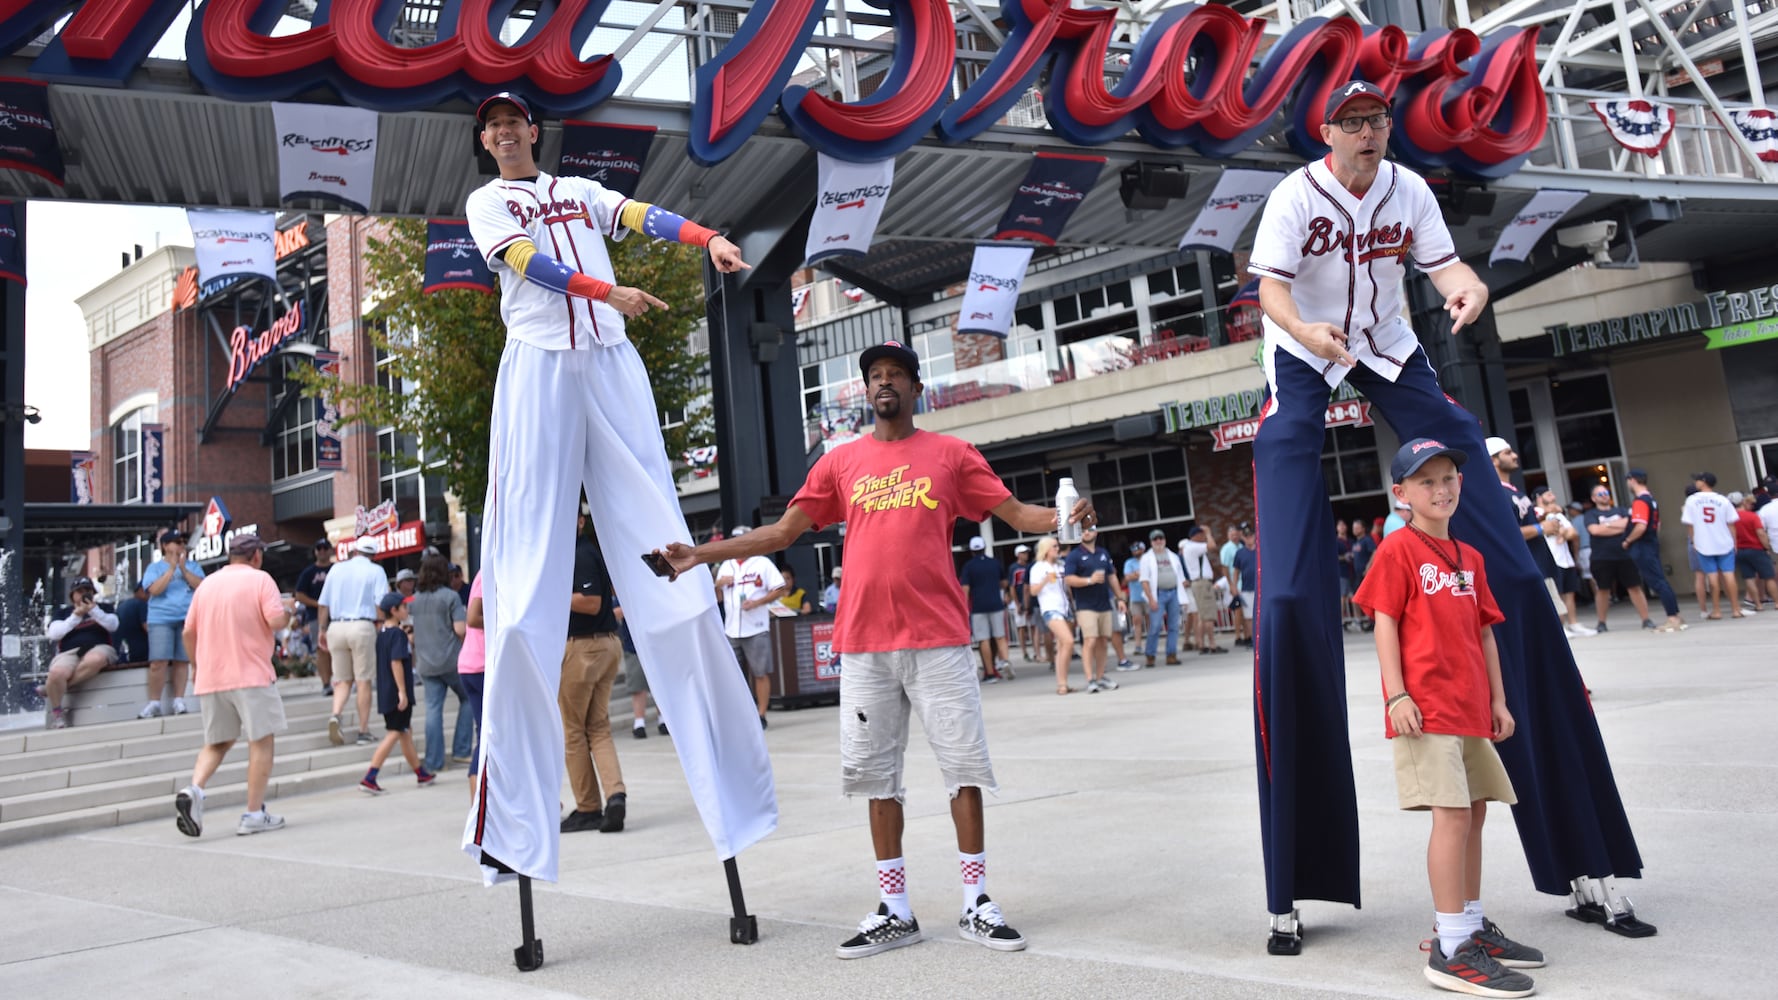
[1406,523,1464,578]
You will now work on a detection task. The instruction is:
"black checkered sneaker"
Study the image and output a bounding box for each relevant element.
[1423,938,1534,997]
[958,894,1026,951]
[835,903,921,959]
[1471,919,1545,969]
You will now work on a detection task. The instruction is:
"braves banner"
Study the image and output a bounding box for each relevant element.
[313,351,344,469]
[140,423,165,504]
[271,102,378,211]
[993,152,1104,245]
[0,77,63,185]
[1725,109,1778,162]
[1178,169,1282,253]
[956,245,1034,337]
[423,220,493,294]
[1589,99,1676,157]
[70,453,96,504]
[1489,189,1589,265]
[791,285,811,318]
[558,120,656,197]
[187,208,277,289]
[805,153,894,264]
[0,200,21,285]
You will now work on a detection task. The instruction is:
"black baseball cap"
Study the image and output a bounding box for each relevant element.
[1627,468,1649,482]
[1691,471,1716,487]
[1391,437,1468,483]
[160,529,186,546]
[859,340,920,381]
[1326,80,1390,121]
[477,92,533,126]
[313,538,332,551]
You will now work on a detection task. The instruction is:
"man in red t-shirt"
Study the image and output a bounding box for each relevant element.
[658,340,1092,961]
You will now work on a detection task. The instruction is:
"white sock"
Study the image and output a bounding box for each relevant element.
[190,785,205,800]
[960,851,987,909]
[876,858,911,921]
[1435,911,1470,959]
[1464,899,1485,925]
[633,718,645,729]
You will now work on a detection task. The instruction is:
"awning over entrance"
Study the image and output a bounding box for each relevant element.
[21,503,204,554]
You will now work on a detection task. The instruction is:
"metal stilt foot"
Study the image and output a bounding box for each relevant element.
[1567,876,1656,938]
[514,875,546,970]
[725,857,758,944]
[1266,909,1303,955]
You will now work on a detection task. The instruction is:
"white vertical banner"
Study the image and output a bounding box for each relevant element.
[1177,169,1282,253]
[271,102,380,211]
[186,208,277,287]
[956,245,1033,337]
[1488,189,1589,265]
[805,154,894,264]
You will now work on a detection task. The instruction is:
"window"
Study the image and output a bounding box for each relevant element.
[1322,424,1383,500]
[1083,447,1193,530]
[271,391,320,482]
[114,536,152,596]
[111,405,156,503]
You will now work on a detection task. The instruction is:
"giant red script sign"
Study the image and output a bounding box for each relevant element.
[226,299,304,393]
[4,0,1546,179]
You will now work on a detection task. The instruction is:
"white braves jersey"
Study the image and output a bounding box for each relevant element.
[1680,490,1739,556]
[718,554,784,639]
[1249,158,1461,389]
[466,170,632,351]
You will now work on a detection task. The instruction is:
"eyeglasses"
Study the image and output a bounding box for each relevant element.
[1329,113,1392,133]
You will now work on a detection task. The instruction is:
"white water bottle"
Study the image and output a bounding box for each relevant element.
[1055,477,1082,544]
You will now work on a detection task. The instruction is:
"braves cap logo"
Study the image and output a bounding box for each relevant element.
[1343,82,1368,97]
[1412,439,1447,453]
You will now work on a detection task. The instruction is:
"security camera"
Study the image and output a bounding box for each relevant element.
[1556,220,1619,265]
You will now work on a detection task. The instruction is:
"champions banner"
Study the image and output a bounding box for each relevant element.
[314,350,344,469]
[558,120,656,197]
[0,201,22,285]
[993,152,1103,245]
[1725,109,1778,162]
[140,423,165,504]
[0,77,64,185]
[1178,169,1282,253]
[423,220,493,294]
[956,245,1033,337]
[271,102,379,211]
[1589,99,1676,157]
[187,208,277,289]
[1489,189,1589,265]
[806,154,894,264]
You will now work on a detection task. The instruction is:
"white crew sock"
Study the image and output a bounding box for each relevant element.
[877,857,911,921]
[960,851,987,910]
[1436,910,1470,959]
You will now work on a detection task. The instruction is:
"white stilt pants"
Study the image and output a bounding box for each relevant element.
[463,339,778,885]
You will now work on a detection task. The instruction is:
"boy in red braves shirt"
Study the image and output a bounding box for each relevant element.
[1355,439,1543,998]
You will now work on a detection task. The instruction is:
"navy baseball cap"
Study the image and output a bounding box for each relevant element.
[378,592,409,613]
[1627,468,1649,482]
[1391,437,1468,483]
[859,340,920,381]
[477,92,533,126]
[1326,80,1390,121]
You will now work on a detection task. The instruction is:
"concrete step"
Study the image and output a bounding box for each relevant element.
[0,726,371,798]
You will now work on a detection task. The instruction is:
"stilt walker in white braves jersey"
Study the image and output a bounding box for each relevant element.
[1247,81,1647,956]
[462,93,777,894]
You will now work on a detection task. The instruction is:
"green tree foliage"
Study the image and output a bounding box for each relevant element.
[293,218,712,514]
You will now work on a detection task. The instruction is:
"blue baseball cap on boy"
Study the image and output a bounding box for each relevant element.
[1391,437,1468,483]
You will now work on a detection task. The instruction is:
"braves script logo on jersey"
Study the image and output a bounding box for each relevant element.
[507,196,591,228]
[848,464,940,513]
[1418,564,1475,598]
[1302,219,1415,263]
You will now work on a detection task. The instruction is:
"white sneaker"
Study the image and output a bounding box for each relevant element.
[175,785,203,837]
[138,702,163,719]
[1097,676,1120,691]
[236,810,286,836]
[172,698,189,715]
[1565,623,1596,637]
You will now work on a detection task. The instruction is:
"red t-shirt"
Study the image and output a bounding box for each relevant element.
[790,430,1011,653]
[1352,529,1505,739]
[1734,510,1764,551]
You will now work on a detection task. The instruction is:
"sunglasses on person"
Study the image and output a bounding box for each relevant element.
[1328,113,1392,133]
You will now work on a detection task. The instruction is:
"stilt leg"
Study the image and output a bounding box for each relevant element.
[514,875,546,970]
[1266,909,1303,955]
[725,857,758,945]
[1566,876,1657,938]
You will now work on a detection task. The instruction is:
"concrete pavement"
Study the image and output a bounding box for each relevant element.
[1,605,1770,999]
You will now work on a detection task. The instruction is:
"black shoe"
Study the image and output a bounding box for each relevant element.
[1595,621,1609,633]
[836,903,922,959]
[632,723,648,739]
[600,793,626,833]
[958,894,1026,952]
[560,809,603,833]
[658,721,669,736]
[760,715,768,730]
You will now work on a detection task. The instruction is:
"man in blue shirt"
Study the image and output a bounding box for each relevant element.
[957,537,1012,682]
[141,529,205,718]
[1062,527,1123,693]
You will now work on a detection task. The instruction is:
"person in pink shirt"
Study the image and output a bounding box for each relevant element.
[174,533,292,837]
[460,570,487,795]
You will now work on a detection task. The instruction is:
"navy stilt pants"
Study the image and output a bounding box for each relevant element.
[1253,349,1643,917]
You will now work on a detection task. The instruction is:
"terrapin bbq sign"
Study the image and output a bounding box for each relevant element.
[4,1,1547,180]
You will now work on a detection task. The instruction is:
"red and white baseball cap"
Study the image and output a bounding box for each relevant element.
[1324,80,1391,121]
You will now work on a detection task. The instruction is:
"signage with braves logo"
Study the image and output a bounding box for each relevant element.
[811,621,840,681]
[557,120,656,198]
[1589,99,1676,157]
[0,200,22,286]
[336,521,426,561]
[955,245,1033,337]
[70,452,96,504]
[313,351,344,469]
[805,153,894,265]
[0,76,63,184]
[1212,400,1371,451]
[1178,169,1282,254]
[201,496,233,538]
[1487,188,1588,265]
[422,219,494,294]
[140,423,165,503]
[187,208,277,289]
[992,152,1103,245]
[271,102,378,211]
[225,300,305,394]
[356,499,400,538]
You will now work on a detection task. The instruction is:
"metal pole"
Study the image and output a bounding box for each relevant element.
[725,856,759,944]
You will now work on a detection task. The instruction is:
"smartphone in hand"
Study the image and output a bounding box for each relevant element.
[641,551,674,578]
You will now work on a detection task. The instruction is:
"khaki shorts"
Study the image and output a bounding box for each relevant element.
[1189,579,1216,614]
[49,644,117,673]
[1076,609,1115,638]
[1393,733,1518,810]
[839,645,996,801]
[201,685,289,745]
[326,620,378,683]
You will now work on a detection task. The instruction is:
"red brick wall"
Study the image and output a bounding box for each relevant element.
[1186,436,1256,544]
[325,216,388,515]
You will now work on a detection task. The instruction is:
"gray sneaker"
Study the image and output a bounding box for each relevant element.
[1470,918,1545,969]
[175,785,203,838]
[236,809,286,836]
[44,707,68,730]
[1423,938,1533,997]
[1097,676,1120,691]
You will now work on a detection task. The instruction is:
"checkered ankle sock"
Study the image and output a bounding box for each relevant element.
[960,851,987,910]
[876,857,911,920]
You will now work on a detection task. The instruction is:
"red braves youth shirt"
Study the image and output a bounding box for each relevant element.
[1353,529,1505,739]
[790,430,1011,653]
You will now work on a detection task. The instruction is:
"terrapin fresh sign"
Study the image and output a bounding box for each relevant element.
[1549,285,1778,355]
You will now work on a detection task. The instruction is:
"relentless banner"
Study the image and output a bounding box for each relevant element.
[423,220,494,294]
[956,245,1033,337]
[1489,189,1588,266]
[558,120,656,197]
[1178,169,1281,253]
[806,154,894,264]
[187,208,277,289]
[271,102,379,211]
[993,152,1103,245]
